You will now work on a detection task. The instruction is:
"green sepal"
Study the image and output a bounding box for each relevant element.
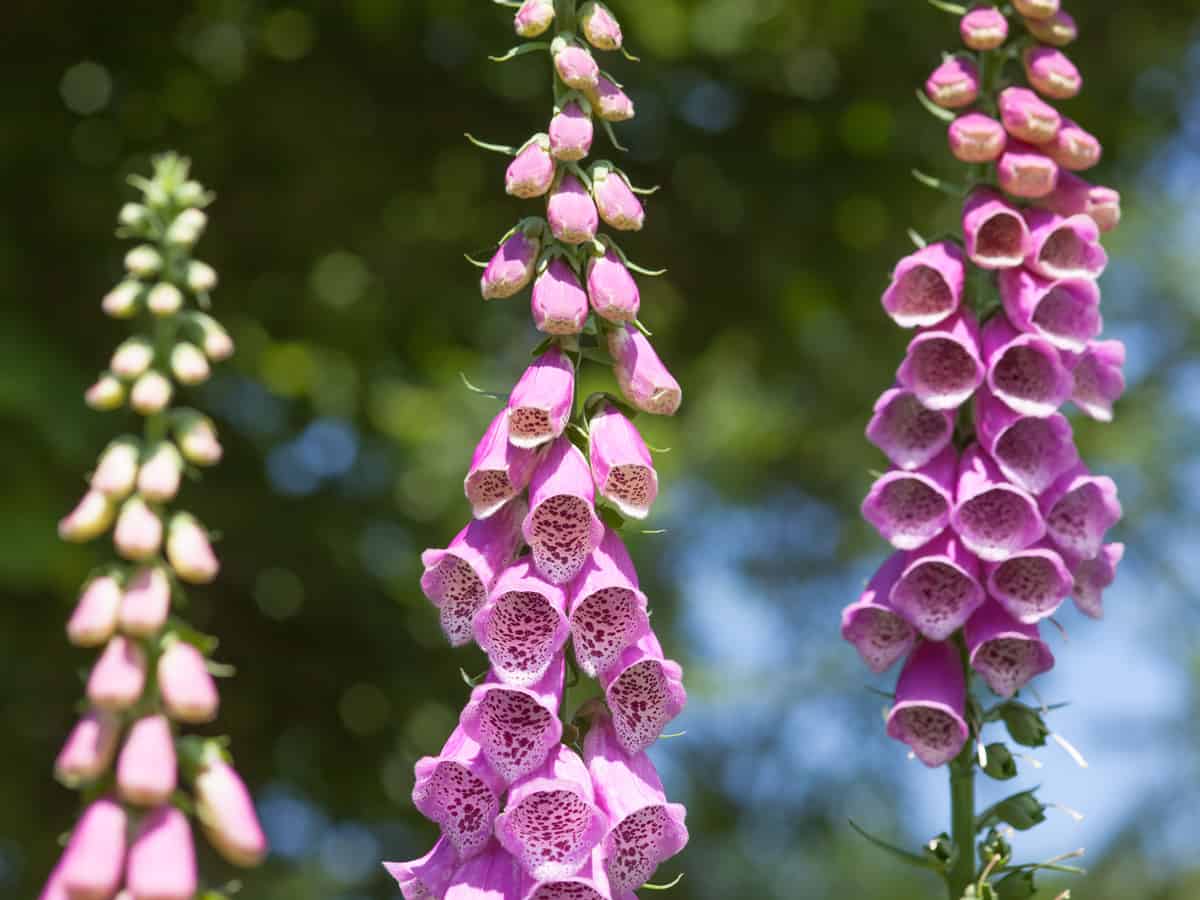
[912,168,968,197]
[915,87,958,122]
[977,789,1047,832]
[464,133,518,155]
[600,118,628,152]
[927,0,969,15]
[847,819,943,872]
[459,372,506,401]
[530,336,556,358]
[982,743,1018,780]
[993,869,1037,899]
[641,872,684,891]
[489,41,551,63]
[989,701,1050,748]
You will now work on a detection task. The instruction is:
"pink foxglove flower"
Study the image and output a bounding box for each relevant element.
[1025,9,1077,46]
[886,639,969,767]
[165,512,219,583]
[507,347,576,449]
[194,757,269,868]
[547,172,600,244]
[495,744,608,880]
[890,531,985,641]
[1047,118,1102,171]
[87,635,147,711]
[85,373,125,410]
[474,558,571,687]
[130,370,174,415]
[175,413,223,466]
[170,341,210,385]
[102,280,141,318]
[962,187,1031,270]
[55,711,121,787]
[583,705,689,893]
[67,575,123,647]
[531,257,589,335]
[580,2,623,51]
[521,845,616,900]
[599,630,686,754]
[841,553,916,674]
[56,797,128,900]
[965,600,1055,698]
[590,75,635,122]
[861,445,956,550]
[1014,0,1060,20]
[951,444,1045,562]
[413,726,508,859]
[549,101,594,162]
[460,658,565,784]
[865,385,955,471]
[552,39,600,93]
[117,714,178,806]
[158,640,220,724]
[896,310,984,411]
[1023,46,1082,100]
[881,241,964,328]
[998,267,1102,353]
[947,112,1006,164]
[1039,463,1123,560]
[384,836,459,900]
[1022,208,1108,282]
[464,409,541,519]
[514,0,554,37]
[523,437,605,584]
[959,6,1007,50]
[506,136,556,199]
[981,313,1074,418]
[925,57,980,109]
[1070,339,1126,422]
[591,164,644,231]
[482,229,542,300]
[59,489,116,542]
[588,403,657,519]
[91,438,140,498]
[125,805,198,900]
[118,565,171,637]
[607,324,683,416]
[445,842,524,900]
[974,386,1078,494]
[111,336,154,379]
[1072,542,1124,619]
[1086,185,1121,232]
[997,87,1061,145]
[997,140,1059,199]
[137,441,184,503]
[984,539,1074,624]
[586,248,640,323]
[114,496,163,561]
[568,527,651,678]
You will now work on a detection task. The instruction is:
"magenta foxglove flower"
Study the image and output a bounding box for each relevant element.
[997,140,1059,199]
[413,725,508,859]
[599,630,687,754]
[421,498,528,645]
[591,165,644,231]
[982,313,1074,418]
[520,845,616,900]
[959,6,1007,50]
[998,267,1102,353]
[460,658,565,783]
[91,438,140,499]
[125,805,198,900]
[506,136,556,199]
[130,370,174,415]
[590,75,635,122]
[137,441,183,503]
[984,539,1074,624]
[158,640,220,724]
[88,635,147,711]
[114,496,163,561]
[445,841,524,900]
[547,172,600,245]
[1086,185,1121,233]
[608,324,683,416]
[1022,208,1108,282]
[586,248,640,323]
[1014,0,1060,19]
[508,347,576,449]
[495,744,608,880]
[552,39,600,93]
[465,409,542,519]
[589,403,658,519]
[886,639,969,767]
[881,241,964,328]
[580,2,623,51]
[384,836,459,900]
[58,488,116,542]
[474,558,571,687]
[1024,46,1082,100]
[67,574,122,647]
[1039,463,1123,560]
[118,565,171,637]
[890,531,985,641]
[1047,118,1101,171]
[861,445,956,550]
[974,386,1078,495]
[962,187,1031,271]
[951,444,1045,562]
[55,797,127,900]
[549,101,594,162]
[924,56,980,109]
[524,437,605,584]
[965,600,1055,698]
[865,385,955,471]
[166,512,219,583]
[1070,339,1126,422]
[568,527,651,677]
[482,230,542,300]
[1025,9,1077,46]
[896,310,984,411]
[947,113,1006,164]
[532,257,590,335]
[1072,542,1124,619]
[194,758,269,868]
[55,711,120,787]
[583,706,689,893]
[997,87,1061,145]
[117,714,178,806]
[514,0,554,37]
[840,552,916,674]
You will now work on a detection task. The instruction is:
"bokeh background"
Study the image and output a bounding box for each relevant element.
[4,1,1199,897]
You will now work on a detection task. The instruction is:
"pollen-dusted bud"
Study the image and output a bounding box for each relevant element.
[111,337,155,380]
[590,75,635,122]
[924,56,980,109]
[130,370,174,415]
[166,207,207,246]
[125,244,162,277]
[960,6,1008,51]
[580,2,623,51]
[1025,9,1077,46]
[55,711,121,787]
[137,441,184,503]
[194,757,269,868]
[125,805,197,900]
[1023,46,1082,100]
[997,140,1059,199]
[997,86,1061,145]
[187,260,218,293]
[547,172,599,244]
[59,489,116,542]
[86,373,126,410]
[608,324,682,416]
[514,0,554,37]
[147,282,184,317]
[175,412,224,466]
[506,135,556,199]
[119,566,172,637]
[114,496,163,561]
[170,342,211,385]
[117,715,178,806]
[67,575,123,647]
[586,247,640,323]
[549,100,594,162]
[948,112,1006,163]
[102,281,142,319]
[166,512,220,584]
[1013,0,1059,20]
[91,438,141,499]
[87,635,148,711]
[532,257,589,335]
[482,228,542,299]
[553,38,600,93]
[158,640,220,723]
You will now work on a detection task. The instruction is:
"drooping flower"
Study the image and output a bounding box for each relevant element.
[1070,339,1126,422]
[591,164,645,231]
[482,229,542,299]
[959,6,1008,50]
[465,409,542,519]
[607,324,682,416]
[523,437,605,584]
[384,836,460,900]
[1047,118,1102,171]
[52,797,128,900]
[568,527,651,678]
[117,565,171,638]
[1023,46,1082,100]
[413,725,508,859]
[997,86,1061,145]
[532,258,590,335]
[981,313,1074,418]
[67,575,123,647]
[599,630,687,754]
[55,711,121,787]
[194,757,270,868]
[865,385,955,472]
[157,640,220,724]
[973,386,1078,495]
[925,57,980,109]
[984,539,1074,624]
[962,187,1032,271]
[951,443,1045,562]
[947,113,1007,164]
[553,39,601,93]
[588,403,658,519]
[840,552,916,674]
[861,445,956,550]
[165,512,220,583]
[886,640,969,767]
[997,267,1102,353]
[117,714,178,806]
[548,172,600,245]
[508,347,577,449]
[1072,542,1124,619]
[87,635,148,711]
[881,241,964,328]
[1022,208,1108,281]
[1039,463,1123,561]
[549,101,594,162]
[590,76,635,122]
[997,140,1059,199]
[890,531,985,641]
[965,600,1055,698]
[507,136,557,199]
[895,310,985,411]
[445,841,525,900]
[586,248,640,323]
[475,558,572,687]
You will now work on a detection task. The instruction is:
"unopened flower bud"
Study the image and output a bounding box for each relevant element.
[124,244,162,277]
[997,86,1061,145]
[117,715,178,806]
[158,640,220,723]
[55,711,121,786]
[1013,0,1059,20]
[119,566,172,637]
[59,489,116,542]
[997,140,1059,199]
[549,101,594,161]
[587,247,640,322]
[947,112,1006,163]
[167,512,220,583]
[147,282,184,316]
[590,75,635,122]
[531,257,589,335]
[580,2,623,51]
[506,135,556,199]
[514,0,554,37]
[67,575,123,647]
[114,496,163,561]
[86,373,126,410]
[102,281,142,318]
[87,635,148,711]
[924,56,979,109]
[1047,118,1101,171]
[130,370,174,415]
[91,438,141,499]
[137,441,184,502]
[960,6,1008,50]
[1025,9,1077,46]
[608,324,682,416]
[170,342,211,385]
[111,337,155,380]
[57,797,128,899]
[126,805,197,900]
[591,164,644,231]
[195,758,269,867]
[166,207,207,245]
[119,202,149,229]
[547,172,599,244]
[481,229,541,300]
[188,311,235,360]
[1087,185,1121,233]
[187,260,218,293]
[1023,46,1081,100]
[553,38,600,92]
[176,413,224,466]
[175,179,207,206]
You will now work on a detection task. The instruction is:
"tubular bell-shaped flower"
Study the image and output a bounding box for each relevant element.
[981,313,1074,418]
[475,558,572,687]
[524,437,605,584]
[588,403,658,519]
[840,552,916,674]
[890,531,985,642]
[881,241,965,328]
[886,640,969,767]
[569,528,651,678]
[412,726,508,859]
[966,600,1055,698]
[896,310,985,410]
[599,630,687,754]
[384,836,460,900]
[865,385,955,471]
[998,267,1102,353]
[861,445,956,550]
[963,186,1031,270]
[984,538,1073,624]
[952,444,1045,562]
[973,385,1078,494]
[508,347,577,449]
[465,410,542,519]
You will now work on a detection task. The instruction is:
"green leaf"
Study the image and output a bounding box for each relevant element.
[915,87,958,122]
[463,133,517,155]
[459,371,506,401]
[620,45,641,63]
[488,41,551,63]
[847,820,942,871]
[927,0,969,14]
[908,228,928,249]
[600,118,629,152]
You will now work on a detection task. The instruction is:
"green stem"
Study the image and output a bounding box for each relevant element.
[947,640,977,899]
[554,0,577,33]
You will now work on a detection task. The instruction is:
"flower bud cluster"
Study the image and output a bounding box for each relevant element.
[384,4,689,896]
[44,154,266,900]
